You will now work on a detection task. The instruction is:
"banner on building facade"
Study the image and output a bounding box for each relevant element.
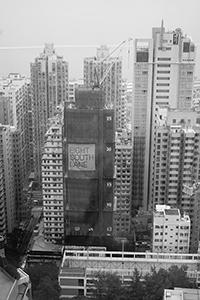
[68,144,95,171]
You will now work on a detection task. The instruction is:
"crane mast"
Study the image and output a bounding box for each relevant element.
[92,38,132,89]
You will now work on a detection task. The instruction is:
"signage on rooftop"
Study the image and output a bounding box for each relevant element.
[68,143,95,171]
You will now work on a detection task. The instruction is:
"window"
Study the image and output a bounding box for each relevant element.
[190,44,195,52]
[156,96,169,99]
[157,64,171,67]
[183,42,190,52]
[157,77,170,80]
[158,58,171,61]
[157,83,170,86]
[156,89,169,93]
[136,51,149,62]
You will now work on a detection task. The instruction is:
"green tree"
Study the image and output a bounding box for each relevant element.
[92,271,124,300]
[127,268,145,300]
[34,276,60,300]
[144,268,171,300]
[25,263,60,300]
[143,265,192,300]
[167,265,193,289]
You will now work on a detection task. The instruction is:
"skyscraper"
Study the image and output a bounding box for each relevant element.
[0,125,15,234]
[31,44,69,183]
[64,88,115,238]
[114,130,132,236]
[0,73,31,183]
[84,45,123,130]
[132,23,196,210]
[42,113,64,243]
[0,73,33,222]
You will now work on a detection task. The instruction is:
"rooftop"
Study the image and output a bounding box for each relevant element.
[164,209,179,216]
[164,288,200,300]
[0,267,14,300]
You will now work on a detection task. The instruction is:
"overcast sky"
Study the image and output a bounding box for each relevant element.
[0,0,200,80]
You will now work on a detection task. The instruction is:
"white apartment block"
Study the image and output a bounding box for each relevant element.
[114,131,132,236]
[42,115,64,243]
[0,125,15,234]
[151,108,200,251]
[132,23,196,210]
[31,43,69,183]
[84,45,123,129]
[153,205,190,253]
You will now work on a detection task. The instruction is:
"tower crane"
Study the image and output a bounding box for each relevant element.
[92,38,133,89]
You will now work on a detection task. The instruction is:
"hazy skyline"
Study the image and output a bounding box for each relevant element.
[0,0,200,80]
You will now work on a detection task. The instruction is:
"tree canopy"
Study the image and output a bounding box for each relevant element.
[25,262,194,300]
[88,265,193,300]
[25,263,60,300]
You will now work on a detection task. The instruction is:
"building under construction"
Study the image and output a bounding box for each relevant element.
[63,88,115,241]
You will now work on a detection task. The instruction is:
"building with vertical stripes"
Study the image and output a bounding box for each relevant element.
[132,23,196,211]
[31,44,69,183]
[42,112,64,243]
[0,125,15,234]
[113,130,132,236]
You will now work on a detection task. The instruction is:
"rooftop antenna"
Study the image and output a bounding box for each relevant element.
[160,19,164,49]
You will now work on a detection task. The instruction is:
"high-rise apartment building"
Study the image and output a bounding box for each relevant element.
[113,131,132,236]
[120,79,128,129]
[64,88,115,238]
[126,81,133,130]
[151,108,200,251]
[0,73,33,222]
[0,96,12,125]
[132,23,196,210]
[31,43,69,183]
[153,205,190,253]
[0,125,15,234]
[84,45,122,130]
[42,114,64,243]
[0,73,31,183]
[11,127,30,221]
[0,159,6,237]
